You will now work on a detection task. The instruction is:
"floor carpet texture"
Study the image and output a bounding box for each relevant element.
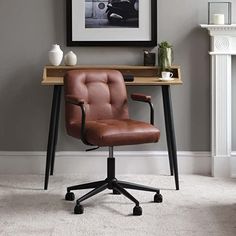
[0,174,236,236]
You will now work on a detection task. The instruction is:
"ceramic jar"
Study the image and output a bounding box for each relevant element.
[48,44,63,66]
[64,51,77,66]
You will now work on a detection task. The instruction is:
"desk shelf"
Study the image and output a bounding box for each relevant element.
[42,65,182,86]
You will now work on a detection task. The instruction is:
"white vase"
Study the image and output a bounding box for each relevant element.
[64,51,77,66]
[48,44,63,66]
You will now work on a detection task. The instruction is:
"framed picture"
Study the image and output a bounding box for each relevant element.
[66,0,157,47]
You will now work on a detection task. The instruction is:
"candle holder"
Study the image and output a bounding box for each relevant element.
[208,2,232,25]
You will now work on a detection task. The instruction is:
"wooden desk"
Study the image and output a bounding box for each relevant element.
[42,65,182,190]
[42,65,182,86]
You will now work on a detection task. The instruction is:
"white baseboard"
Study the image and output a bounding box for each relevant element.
[230,152,236,178]
[212,155,231,178]
[0,151,211,175]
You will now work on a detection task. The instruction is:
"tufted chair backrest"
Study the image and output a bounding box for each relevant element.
[64,70,129,138]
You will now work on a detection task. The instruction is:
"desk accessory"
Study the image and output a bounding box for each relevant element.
[158,41,173,77]
[123,74,134,82]
[64,51,77,66]
[144,51,156,66]
[48,44,63,66]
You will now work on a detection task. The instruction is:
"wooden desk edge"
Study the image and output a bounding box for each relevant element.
[44,65,181,69]
[41,78,183,86]
[41,65,183,86]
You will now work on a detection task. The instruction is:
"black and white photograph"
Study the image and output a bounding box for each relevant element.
[85,0,139,28]
[67,0,156,46]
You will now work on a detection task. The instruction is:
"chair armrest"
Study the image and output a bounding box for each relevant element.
[65,95,85,106]
[65,95,92,146]
[131,93,151,103]
[130,93,154,125]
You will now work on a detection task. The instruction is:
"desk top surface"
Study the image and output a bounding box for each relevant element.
[41,65,183,86]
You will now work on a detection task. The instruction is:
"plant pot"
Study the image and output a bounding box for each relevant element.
[158,47,172,73]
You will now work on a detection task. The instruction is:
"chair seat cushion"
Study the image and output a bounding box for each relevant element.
[69,119,160,146]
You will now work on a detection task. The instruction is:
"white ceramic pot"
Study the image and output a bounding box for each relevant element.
[48,44,63,66]
[64,51,77,66]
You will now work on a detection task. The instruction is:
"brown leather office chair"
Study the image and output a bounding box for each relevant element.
[64,70,162,216]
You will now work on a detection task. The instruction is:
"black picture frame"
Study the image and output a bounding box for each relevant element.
[66,0,157,47]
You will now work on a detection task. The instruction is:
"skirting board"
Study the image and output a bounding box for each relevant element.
[0,151,211,175]
[230,152,236,178]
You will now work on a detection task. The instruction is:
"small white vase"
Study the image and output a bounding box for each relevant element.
[48,44,63,66]
[64,51,77,66]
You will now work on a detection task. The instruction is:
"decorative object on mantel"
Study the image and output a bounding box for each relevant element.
[64,51,77,66]
[208,2,232,25]
[143,50,156,66]
[48,44,63,66]
[158,41,173,77]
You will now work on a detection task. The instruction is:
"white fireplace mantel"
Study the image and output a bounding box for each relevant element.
[201,24,236,177]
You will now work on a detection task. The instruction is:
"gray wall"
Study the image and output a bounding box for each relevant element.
[0,0,233,152]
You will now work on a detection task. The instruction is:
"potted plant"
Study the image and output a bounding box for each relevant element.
[158,41,173,76]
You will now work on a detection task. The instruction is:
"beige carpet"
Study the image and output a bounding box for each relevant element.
[0,174,236,236]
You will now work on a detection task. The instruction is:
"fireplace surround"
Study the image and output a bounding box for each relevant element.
[201,24,236,177]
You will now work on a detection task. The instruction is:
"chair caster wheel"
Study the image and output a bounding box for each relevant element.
[74,204,84,214]
[65,192,75,201]
[133,205,142,216]
[154,193,163,203]
[113,189,121,195]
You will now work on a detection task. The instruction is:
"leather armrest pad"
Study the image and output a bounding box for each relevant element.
[65,95,85,106]
[131,93,151,102]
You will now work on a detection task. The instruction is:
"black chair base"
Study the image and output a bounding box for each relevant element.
[65,154,163,216]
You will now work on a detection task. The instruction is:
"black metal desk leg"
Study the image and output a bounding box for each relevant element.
[50,87,61,176]
[163,107,174,177]
[44,85,62,190]
[162,86,174,176]
[162,85,179,190]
